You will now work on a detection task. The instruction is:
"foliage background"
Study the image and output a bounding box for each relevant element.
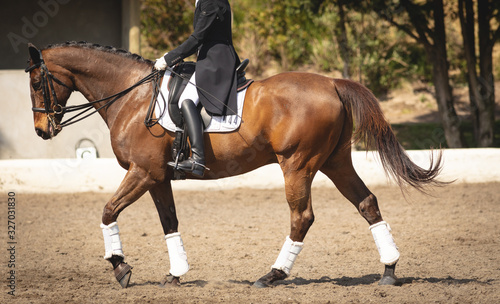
[140,0,500,148]
[141,0,498,94]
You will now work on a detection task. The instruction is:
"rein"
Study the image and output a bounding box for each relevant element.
[26,51,162,130]
[59,70,161,128]
[144,70,166,128]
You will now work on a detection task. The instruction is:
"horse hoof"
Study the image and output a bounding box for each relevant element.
[253,268,287,288]
[118,270,132,288]
[252,280,270,288]
[378,275,398,286]
[114,262,133,288]
[159,274,181,287]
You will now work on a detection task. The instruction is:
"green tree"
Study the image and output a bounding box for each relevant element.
[315,1,430,95]
[371,0,465,148]
[141,0,194,58]
[247,0,317,70]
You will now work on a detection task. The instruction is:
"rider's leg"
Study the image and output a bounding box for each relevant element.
[172,99,206,177]
[168,73,206,176]
[178,73,199,108]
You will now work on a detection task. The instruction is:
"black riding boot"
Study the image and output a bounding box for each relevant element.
[168,99,207,177]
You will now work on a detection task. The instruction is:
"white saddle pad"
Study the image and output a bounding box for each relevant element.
[155,70,248,133]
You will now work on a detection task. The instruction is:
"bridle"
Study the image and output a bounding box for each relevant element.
[25,49,162,131]
[25,52,73,133]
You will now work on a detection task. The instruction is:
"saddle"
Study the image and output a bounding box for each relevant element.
[167,59,252,128]
[167,59,252,180]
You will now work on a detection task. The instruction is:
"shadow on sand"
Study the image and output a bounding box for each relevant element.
[128,275,493,288]
[228,274,493,288]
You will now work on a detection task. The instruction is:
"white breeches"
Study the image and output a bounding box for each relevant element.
[272,236,304,276]
[101,222,124,260]
[370,221,400,265]
[165,232,190,277]
[178,73,199,108]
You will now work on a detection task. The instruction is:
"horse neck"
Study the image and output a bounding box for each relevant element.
[45,47,152,127]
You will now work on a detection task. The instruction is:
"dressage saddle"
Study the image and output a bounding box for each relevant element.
[167,59,251,180]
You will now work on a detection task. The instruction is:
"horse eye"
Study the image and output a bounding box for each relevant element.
[32,81,41,90]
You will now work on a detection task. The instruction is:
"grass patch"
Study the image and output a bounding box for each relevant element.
[391,122,447,150]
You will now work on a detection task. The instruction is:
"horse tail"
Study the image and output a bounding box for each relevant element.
[333,78,446,192]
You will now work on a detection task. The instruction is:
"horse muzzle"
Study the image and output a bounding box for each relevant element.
[35,126,53,140]
[34,115,61,140]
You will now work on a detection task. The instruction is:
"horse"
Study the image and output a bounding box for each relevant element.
[25,41,444,289]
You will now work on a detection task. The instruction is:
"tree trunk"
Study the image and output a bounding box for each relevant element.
[427,49,465,148]
[431,0,465,148]
[335,0,350,79]
[459,0,495,147]
[459,0,482,144]
[477,0,496,147]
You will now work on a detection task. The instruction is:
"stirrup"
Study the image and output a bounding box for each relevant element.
[186,161,209,178]
[169,151,186,180]
[168,159,210,172]
[167,158,210,177]
[187,160,210,171]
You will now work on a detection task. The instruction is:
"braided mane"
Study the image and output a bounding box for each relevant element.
[43,41,154,65]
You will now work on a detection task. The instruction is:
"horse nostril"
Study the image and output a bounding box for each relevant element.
[35,128,50,140]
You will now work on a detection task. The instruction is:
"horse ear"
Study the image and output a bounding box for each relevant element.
[28,43,42,64]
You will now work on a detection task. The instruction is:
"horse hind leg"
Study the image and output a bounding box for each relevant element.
[320,150,400,285]
[254,169,314,288]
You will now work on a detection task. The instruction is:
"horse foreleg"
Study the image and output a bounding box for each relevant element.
[254,171,314,288]
[321,153,400,286]
[101,163,156,288]
[149,180,189,287]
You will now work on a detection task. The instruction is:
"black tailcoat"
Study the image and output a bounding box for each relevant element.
[163,0,240,116]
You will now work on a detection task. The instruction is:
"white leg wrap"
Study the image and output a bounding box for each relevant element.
[271,236,304,276]
[370,221,400,265]
[100,222,125,260]
[165,232,189,277]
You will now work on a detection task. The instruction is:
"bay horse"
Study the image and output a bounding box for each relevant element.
[25,42,443,288]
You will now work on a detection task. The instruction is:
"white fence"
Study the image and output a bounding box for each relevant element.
[1,149,499,193]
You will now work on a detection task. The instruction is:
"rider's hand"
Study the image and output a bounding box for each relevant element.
[154,54,167,70]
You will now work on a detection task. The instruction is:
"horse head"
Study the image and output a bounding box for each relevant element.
[26,43,74,139]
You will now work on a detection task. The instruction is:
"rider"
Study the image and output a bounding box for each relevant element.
[154,0,240,177]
